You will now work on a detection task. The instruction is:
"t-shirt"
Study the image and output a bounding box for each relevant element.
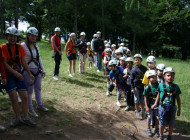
[142,71,149,85]
[67,40,76,54]
[123,68,131,85]
[1,43,26,72]
[109,66,125,84]
[158,82,181,107]
[143,84,159,107]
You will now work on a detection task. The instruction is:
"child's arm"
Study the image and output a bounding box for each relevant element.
[64,41,69,56]
[152,92,160,109]
[22,57,34,81]
[144,96,150,113]
[176,95,181,116]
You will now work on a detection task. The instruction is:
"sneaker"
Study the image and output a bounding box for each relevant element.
[94,64,96,67]
[69,74,73,77]
[154,128,160,138]
[88,67,90,69]
[0,125,6,131]
[139,110,143,120]
[22,118,36,127]
[106,91,110,96]
[135,110,141,119]
[73,73,77,76]
[10,119,22,128]
[123,97,127,102]
[53,75,59,80]
[116,101,122,107]
[29,110,39,118]
[141,109,146,120]
[147,128,152,137]
[125,106,130,111]
[97,70,100,72]
[18,96,22,103]
[107,82,110,87]
[37,106,49,112]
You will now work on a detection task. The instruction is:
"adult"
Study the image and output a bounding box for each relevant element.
[76,32,87,74]
[1,27,36,127]
[22,27,48,118]
[65,33,77,77]
[91,34,97,67]
[94,31,105,72]
[51,27,62,81]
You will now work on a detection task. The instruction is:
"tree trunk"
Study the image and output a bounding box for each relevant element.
[47,0,52,42]
[74,0,77,34]
[101,0,105,40]
[0,0,5,37]
[15,0,18,28]
[55,0,58,27]
[132,31,136,52]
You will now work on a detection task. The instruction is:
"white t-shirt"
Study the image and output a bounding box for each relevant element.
[21,42,45,72]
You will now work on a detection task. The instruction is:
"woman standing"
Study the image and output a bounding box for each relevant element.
[22,27,48,118]
[65,33,77,77]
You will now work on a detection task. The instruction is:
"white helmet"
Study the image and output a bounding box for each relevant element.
[122,47,127,51]
[120,43,125,46]
[125,57,133,62]
[156,64,166,71]
[163,67,175,75]
[54,27,61,32]
[147,70,157,78]
[119,57,125,61]
[111,44,116,48]
[97,31,101,34]
[134,54,143,60]
[109,60,117,66]
[127,49,130,52]
[105,43,110,48]
[6,27,19,36]
[93,34,97,38]
[146,56,156,63]
[117,48,123,54]
[87,42,91,46]
[80,32,86,36]
[27,27,38,36]
[70,33,76,37]
[105,48,112,52]
[104,40,108,44]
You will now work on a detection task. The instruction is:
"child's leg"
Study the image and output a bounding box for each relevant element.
[134,88,140,111]
[117,89,122,101]
[159,125,165,137]
[105,71,109,82]
[73,59,76,73]
[18,90,29,119]
[69,60,72,74]
[8,90,21,119]
[34,73,43,108]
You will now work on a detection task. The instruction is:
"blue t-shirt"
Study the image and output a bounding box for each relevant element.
[109,66,125,83]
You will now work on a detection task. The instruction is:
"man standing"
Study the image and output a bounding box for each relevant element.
[91,34,97,67]
[76,32,87,74]
[51,27,62,80]
[94,31,104,72]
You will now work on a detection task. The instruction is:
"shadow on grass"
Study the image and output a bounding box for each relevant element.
[85,77,105,83]
[85,72,105,79]
[173,119,190,136]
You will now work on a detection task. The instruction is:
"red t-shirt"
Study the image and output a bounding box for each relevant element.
[0,47,6,79]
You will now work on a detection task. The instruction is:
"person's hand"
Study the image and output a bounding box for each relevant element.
[131,89,135,93]
[42,72,46,78]
[177,109,181,116]
[29,73,35,81]
[151,104,156,109]
[2,79,7,85]
[15,71,24,81]
[95,52,97,56]
[146,107,150,113]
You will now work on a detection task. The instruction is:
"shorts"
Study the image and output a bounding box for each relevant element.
[147,108,159,121]
[6,77,27,93]
[134,87,144,104]
[67,53,77,60]
[88,56,93,62]
[158,105,176,127]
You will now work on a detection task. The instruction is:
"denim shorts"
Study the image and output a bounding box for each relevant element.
[134,87,144,104]
[158,105,176,127]
[6,77,27,93]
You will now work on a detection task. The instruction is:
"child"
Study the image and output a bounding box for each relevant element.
[111,44,116,59]
[87,42,93,69]
[158,67,181,140]
[0,46,7,131]
[156,64,165,84]
[104,48,113,87]
[126,49,132,57]
[22,27,48,118]
[119,57,126,69]
[142,56,156,87]
[130,54,147,119]
[1,27,36,127]
[143,70,160,137]
[123,57,134,111]
[116,49,123,66]
[109,60,126,106]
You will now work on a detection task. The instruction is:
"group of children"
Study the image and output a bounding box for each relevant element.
[103,43,181,140]
[0,27,49,131]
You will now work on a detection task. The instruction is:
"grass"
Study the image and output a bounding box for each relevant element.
[0,39,190,134]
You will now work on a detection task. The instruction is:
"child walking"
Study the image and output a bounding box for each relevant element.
[158,67,181,140]
[130,54,147,119]
[87,42,93,69]
[143,70,160,137]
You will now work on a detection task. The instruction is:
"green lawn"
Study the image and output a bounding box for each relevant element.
[0,39,190,136]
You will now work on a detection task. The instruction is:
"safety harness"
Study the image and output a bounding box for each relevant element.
[147,83,159,108]
[6,43,21,72]
[25,44,42,77]
[68,40,75,54]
